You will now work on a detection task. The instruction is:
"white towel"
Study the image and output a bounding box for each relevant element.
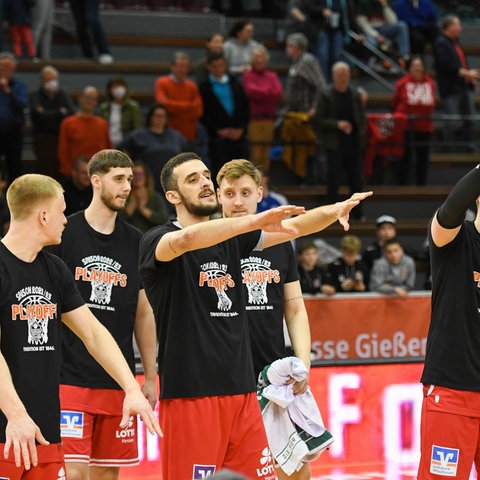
[257,357,334,475]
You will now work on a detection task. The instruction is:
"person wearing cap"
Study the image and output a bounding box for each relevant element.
[369,238,416,297]
[327,234,369,293]
[362,214,397,272]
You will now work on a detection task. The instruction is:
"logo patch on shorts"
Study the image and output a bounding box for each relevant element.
[430,445,459,476]
[192,464,216,478]
[60,411,84,438]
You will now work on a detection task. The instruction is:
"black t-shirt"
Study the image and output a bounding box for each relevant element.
[139,221,262,399]
[298,264,330,294]
[50,212,142,389]
[242,242,299,377]
[0,244,84,443]
[327,257,369,292]
[421,221,480,390]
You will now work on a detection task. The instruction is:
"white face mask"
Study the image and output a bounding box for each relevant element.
[112,86,127,100]
[44,79,59,92]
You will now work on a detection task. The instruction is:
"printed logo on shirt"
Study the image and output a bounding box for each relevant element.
[199,261,235,312]
[75,255,127,307]
[241,256,280,307]
[60,411,84,438]
[57,467,67,480]
[192,464,216,479]
[256,447,275,479]
[12,285,56,349]
[430,445,459,477]
[406,82,434,106]
[115,416,136,443]
[473,271,480,287]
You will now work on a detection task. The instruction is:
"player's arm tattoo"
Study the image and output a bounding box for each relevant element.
[168,236,177,254]
[284,295,303,303]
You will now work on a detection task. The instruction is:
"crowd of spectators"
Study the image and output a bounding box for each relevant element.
[0,1,477,294]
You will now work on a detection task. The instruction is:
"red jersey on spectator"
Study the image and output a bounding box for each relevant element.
[392,73,436,132]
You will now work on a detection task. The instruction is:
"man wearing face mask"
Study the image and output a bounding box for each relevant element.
[99,76,142,148]
[29,65,75,179]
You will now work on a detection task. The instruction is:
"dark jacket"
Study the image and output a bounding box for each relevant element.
[198,75,250,139]
[29,87,75,135]
[313,85,365,151]
[433,33,473,97]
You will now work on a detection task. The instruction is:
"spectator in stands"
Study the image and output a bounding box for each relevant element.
[282,32,325,183]
[118,103,188,191]
[313,61,365,220]
[98,76,142,148]
[198,52,250,181]
[223,20,263,77]
[356,0,411,67]
[119,161,169,233]
[257,170,289,213]
[327,234,369,293]
[363,214,397,272]
[61,155,93,216]
[0,52,27,183]
[69,0,114,64]
[194,33,224,85]
[433,15,480,153]
[287,0,360,81]
[297,240,335,295]
[29,65,75,180]
[58,85,112,178]
[369,237,416,296]
[154,51,204,149]
[242,46,283,174]
[4,0,36,60]
[392,55,436,185]
[394,0,438,55]
[31,0,54,59]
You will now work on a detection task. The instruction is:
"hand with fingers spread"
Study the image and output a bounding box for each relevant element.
[121,388,162,437]
[4,411,49,469]
[254,205,306,234]
[335,191,373,230]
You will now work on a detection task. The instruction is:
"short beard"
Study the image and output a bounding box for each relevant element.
[179,192,219,217]
[101,192,125,212]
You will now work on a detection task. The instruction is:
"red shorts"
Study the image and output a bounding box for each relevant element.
[60,384,139,468]
[418,384,480,479]
[0,444,65,480]
[160,392,275,480]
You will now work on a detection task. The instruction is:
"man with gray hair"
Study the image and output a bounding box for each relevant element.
[281,33,326,183]
[313,61,366,220]
[29,65,75,179]
[0,52,27,183]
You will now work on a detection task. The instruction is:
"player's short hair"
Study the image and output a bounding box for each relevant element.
[217,159,261,187]
[7,174,63,221]
[88,149,134,177]
[161,152,202,193]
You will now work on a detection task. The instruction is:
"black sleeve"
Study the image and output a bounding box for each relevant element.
[436,164,480,229]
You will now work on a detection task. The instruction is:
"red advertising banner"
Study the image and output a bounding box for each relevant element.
[305,292,431,361]
[122,364,478,480]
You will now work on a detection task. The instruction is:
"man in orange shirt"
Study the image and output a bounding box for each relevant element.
[154,51,203,147]
[58,86,112,177]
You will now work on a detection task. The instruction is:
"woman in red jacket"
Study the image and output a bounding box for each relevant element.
[393,55,436,185]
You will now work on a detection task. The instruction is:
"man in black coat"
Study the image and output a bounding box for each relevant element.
[433,14,480,152]
[198,52,250,182]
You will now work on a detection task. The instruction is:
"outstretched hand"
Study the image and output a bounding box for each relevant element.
[255,205,306,234]
[121,389,163,437]
[336,191,373,231]
[4,412,49,469]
